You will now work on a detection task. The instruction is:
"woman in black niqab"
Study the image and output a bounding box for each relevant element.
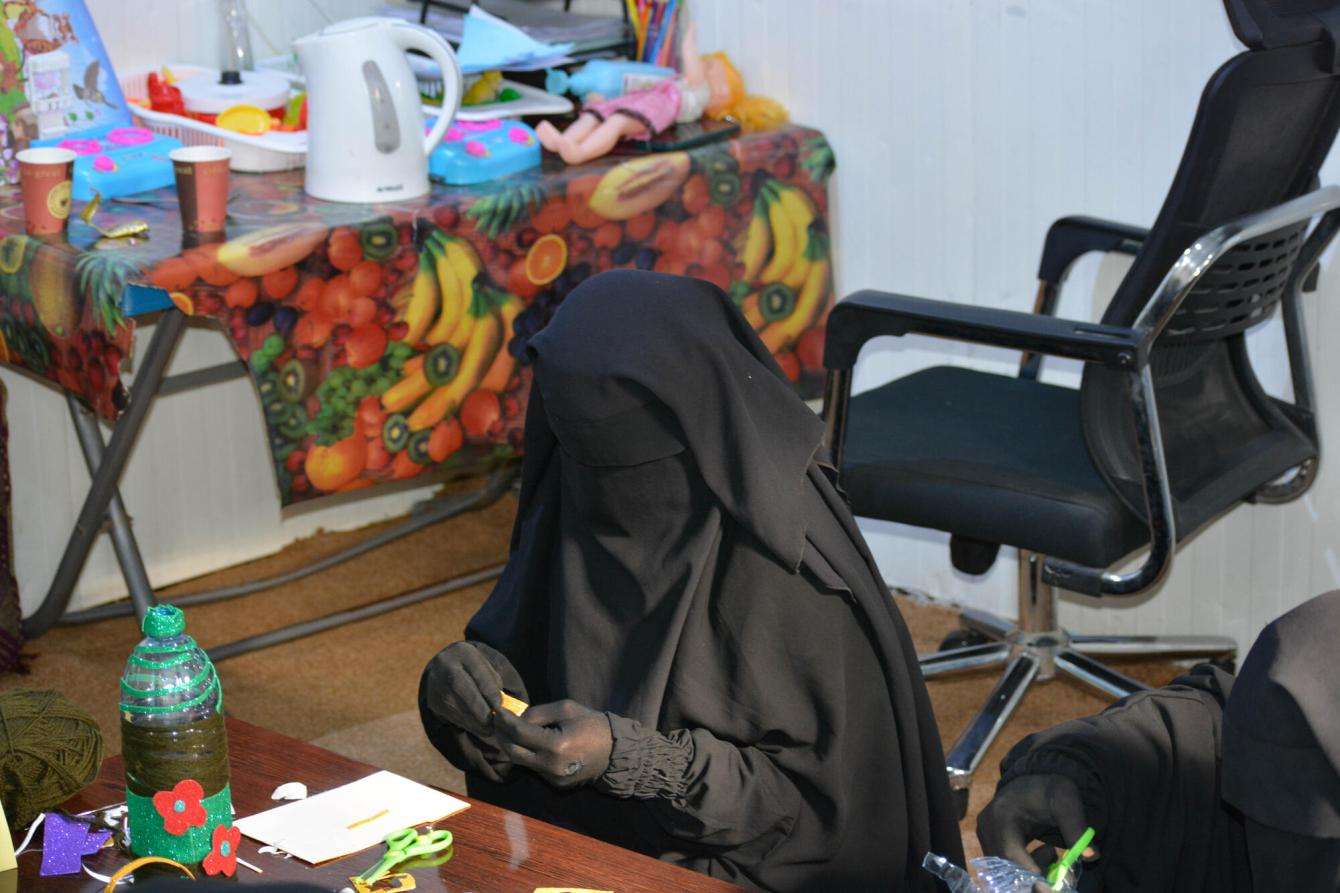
[419,270,963,891]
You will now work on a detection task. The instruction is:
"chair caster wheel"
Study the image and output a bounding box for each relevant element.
[951,786,970,821]
[939,628,990,652]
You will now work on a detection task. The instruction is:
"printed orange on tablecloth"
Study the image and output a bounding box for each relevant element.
[0,124,837,504]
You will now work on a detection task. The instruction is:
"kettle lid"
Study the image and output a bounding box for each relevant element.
[303,15,396,40]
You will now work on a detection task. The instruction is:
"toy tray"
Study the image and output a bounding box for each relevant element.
[118,63,306,173]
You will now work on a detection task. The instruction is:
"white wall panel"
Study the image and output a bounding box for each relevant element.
[698,0,1340,651]
[85,0,377,71]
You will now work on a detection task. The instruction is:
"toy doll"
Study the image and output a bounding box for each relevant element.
[536,25,734,165]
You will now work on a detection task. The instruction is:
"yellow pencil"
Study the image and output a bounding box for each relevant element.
[346,808,389,831]
[625,0,641,46]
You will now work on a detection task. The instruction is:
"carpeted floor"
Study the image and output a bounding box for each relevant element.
[1,485,1184,858]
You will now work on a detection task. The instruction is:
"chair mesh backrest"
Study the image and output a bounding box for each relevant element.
[1080,7,1340,534]
[1160,222,1307,343]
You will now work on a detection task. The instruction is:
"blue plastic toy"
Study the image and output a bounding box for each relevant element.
[545,60,674,101]
[427,118,540,186]
[33,125,182,201]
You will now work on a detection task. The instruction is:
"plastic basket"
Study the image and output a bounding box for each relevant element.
[118,63,306,173]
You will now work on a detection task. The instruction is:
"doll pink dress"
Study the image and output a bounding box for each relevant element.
[585,79,682,139]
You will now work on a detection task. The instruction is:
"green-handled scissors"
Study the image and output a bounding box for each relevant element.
[359,827,454,883]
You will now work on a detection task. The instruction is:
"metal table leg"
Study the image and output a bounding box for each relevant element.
[24,308,516,659]
[206,562,507,662]
[65,394,156,623]
[22,310,187,638]
[58,466,516,625]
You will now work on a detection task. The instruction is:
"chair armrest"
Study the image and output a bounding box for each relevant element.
[1037,216,1148,285]
[823,290,1142,372]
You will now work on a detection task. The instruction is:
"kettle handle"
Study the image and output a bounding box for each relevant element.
[388,21,461,156]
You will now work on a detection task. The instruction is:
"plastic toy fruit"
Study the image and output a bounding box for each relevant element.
[281,92,307,130]
[217,104,272,135]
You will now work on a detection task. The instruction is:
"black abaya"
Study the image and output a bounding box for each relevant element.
[996,591,1340,891]
[420,271,962,891]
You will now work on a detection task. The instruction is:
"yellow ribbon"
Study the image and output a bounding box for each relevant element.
[102,855,194,892]
[80,191,150,243]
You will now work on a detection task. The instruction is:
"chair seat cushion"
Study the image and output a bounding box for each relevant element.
[841,366,1148,567]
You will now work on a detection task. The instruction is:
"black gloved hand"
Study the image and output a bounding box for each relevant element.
[433,725,515,783]
[977,774,1097,874]
[492,699,614,790]
[420,641,527,782]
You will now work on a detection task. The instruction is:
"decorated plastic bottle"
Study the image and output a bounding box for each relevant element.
[120,605,233,867]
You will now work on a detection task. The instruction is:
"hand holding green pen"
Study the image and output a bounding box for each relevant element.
[1046,826,1095,891]
[977,774,1097,875]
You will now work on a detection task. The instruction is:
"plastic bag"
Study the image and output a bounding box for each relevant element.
[923,852,1080,893]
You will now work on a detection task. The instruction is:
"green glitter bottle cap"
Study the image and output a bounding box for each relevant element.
[142,605,186,639]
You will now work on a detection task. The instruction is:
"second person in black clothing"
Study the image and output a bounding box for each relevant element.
[979,590,1340,891]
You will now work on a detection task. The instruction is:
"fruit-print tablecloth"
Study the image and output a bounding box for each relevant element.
[0,123,836,505]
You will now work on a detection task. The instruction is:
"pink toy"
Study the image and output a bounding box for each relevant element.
[536,24,711,165]
[107,127,154,147]
[58,138,102,155]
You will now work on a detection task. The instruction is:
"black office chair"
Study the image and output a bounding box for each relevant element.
[822,0,1340,813]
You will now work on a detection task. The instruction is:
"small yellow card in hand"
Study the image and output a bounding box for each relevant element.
[499,692,528,717]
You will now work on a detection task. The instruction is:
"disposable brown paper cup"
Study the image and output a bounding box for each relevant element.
[171,145,231,234]
[17,147,75,236]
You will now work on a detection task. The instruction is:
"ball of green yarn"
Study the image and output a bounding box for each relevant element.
[0,689,103,830]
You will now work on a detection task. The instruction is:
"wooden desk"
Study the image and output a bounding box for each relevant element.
[22,717,740,892]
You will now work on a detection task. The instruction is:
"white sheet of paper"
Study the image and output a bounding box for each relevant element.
[233,770,469,865]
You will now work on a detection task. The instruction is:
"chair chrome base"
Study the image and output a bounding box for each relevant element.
[920,551,1236,811]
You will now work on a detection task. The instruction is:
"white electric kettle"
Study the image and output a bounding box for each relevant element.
[295,17,461,203]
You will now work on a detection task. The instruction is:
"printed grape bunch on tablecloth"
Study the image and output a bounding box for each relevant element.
[139,129,837,505]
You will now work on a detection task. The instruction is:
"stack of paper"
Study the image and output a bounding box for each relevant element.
[456,6,575,73]
[385,0,626,53]
[234,771,470,865]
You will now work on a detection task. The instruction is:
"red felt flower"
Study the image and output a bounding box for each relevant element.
[152,779,207,836]
[202,823,241,877]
